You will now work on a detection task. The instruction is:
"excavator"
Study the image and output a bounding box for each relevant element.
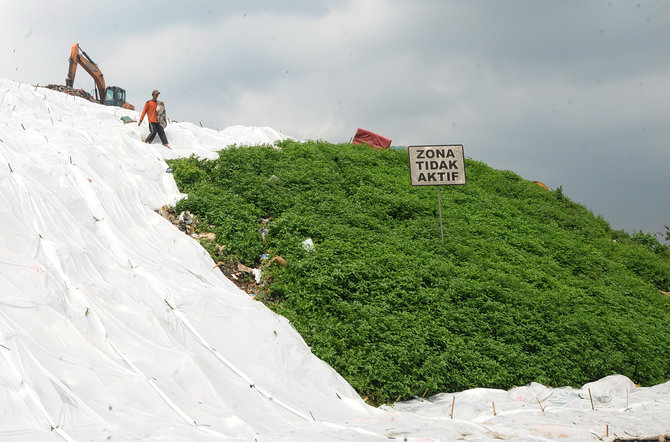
[65,42,134,110]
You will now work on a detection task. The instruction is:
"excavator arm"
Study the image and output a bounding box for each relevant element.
[65,43,134,110]
[66,43,106,102]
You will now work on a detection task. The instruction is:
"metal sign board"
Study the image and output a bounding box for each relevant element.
[408,144,466,186]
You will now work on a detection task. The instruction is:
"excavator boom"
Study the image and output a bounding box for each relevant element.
[66,43,106,101]
[65,43,134,110]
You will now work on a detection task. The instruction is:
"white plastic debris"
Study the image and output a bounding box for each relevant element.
[252,268,262,284]
[302,237,315,251]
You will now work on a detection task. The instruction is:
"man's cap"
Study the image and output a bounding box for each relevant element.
[152,89,160,95]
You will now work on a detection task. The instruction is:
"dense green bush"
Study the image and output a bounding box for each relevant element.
[168,140,670,405]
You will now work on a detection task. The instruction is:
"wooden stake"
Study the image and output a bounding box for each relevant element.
[21,123,25,130]
[606,424,609,437]
[536,397,545,413]
[450,396,455,419]
[8,163,13,173]
[492,401,497,416]
[626,387,629,410]
[199,121,203,127]
[395,394,402,402]
[588,388,594,410]
[421,388,429,398]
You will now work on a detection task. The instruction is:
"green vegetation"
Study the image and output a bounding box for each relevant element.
[167,140,670,405]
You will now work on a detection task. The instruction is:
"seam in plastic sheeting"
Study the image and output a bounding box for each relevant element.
[169,308,392,440]
[0,316,77,442]
[84,306,230,439]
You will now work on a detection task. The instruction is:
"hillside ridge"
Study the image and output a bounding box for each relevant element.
[167,139,670,405]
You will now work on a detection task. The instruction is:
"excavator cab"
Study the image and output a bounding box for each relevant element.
[103,86,135,110]
[104,86,127,107]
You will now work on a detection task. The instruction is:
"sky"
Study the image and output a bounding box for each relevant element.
[2,0,669,237]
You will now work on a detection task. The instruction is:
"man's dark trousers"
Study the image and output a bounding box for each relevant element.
[147,122,168,144]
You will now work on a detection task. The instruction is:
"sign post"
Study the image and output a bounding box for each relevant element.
[408,145,466,245]
[437,186,445,245]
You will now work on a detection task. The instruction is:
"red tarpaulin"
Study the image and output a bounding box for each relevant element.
[352,128,392,149]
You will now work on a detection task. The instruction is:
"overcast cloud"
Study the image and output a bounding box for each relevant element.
[2,0,669,237]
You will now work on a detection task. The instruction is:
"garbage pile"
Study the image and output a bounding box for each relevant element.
[155,205,267,296]
[43,84,96,102]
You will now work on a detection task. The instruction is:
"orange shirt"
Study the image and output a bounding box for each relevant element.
[140,99,158,123]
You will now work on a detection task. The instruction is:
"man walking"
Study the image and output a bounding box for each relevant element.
[138,89,170,149]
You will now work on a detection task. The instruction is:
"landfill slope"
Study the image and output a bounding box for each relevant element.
[0,78,383,441]
[0,77,669,441]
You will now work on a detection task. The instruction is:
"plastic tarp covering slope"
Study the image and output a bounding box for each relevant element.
[0,77,669,441]
[0,79,381,441]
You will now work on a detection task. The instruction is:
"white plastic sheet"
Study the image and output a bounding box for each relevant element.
[0,77,668,441]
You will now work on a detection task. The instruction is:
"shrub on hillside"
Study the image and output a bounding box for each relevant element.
[168,141,670,405]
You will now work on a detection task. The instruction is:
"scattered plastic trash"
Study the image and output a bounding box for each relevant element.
[302,238,315,252]
[178,211,193,225]
[176,211,194,234]
[252,269,262,284]
[166,167,173,173]
[235,263,263,285]
[261,254,269,260]
[119,115,136,124]
[268,174,279,183]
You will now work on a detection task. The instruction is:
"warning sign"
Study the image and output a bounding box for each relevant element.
[408,145,466,186]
